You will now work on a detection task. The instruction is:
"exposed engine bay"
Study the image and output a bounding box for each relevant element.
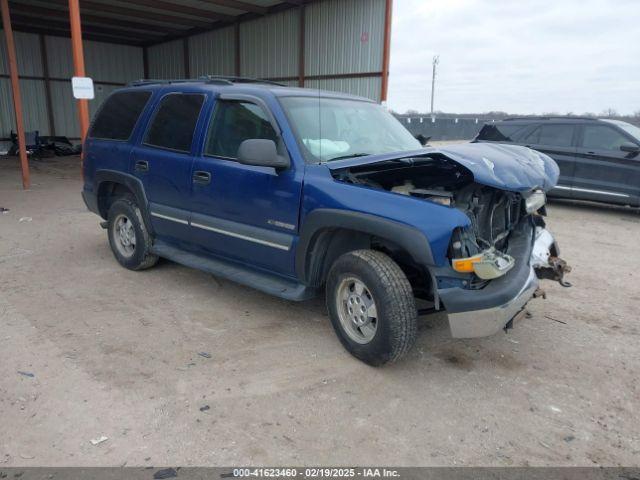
[331,155,571,287]
[332,156,522,255]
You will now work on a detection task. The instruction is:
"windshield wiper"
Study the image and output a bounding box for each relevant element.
[328,153,373,161]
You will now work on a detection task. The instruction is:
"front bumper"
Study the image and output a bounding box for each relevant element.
[446,267,538,337]
[438,221,557,338]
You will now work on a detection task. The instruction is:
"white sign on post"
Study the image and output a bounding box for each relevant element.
[71,76,95,99]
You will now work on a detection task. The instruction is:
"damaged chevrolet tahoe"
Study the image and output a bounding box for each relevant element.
[82,77,570,366]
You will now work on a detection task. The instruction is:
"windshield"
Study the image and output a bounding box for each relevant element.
[279,96,421,162]
[602,119,640,141]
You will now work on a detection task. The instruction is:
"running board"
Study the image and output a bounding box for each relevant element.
[151,240,315,302]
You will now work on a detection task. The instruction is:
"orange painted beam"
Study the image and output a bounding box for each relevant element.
[68,0,90,145]
[1,0,30,189]
[380,0,393,103]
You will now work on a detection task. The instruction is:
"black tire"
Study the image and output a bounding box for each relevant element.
[326,250,417,366]
[107,197,158,271]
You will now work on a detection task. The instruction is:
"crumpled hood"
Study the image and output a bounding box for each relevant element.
[325,142,559,192]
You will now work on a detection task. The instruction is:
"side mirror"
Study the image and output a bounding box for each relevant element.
[620,142,640,154]
[237,139,290,169]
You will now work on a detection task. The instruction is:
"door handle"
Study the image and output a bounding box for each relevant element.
[135,160,149,172]
[193,170,212,185]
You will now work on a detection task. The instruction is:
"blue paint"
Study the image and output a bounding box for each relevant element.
[83,81,559,280]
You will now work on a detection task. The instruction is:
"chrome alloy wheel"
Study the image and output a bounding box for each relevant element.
[336,276,378,344]
[113,214,136,258]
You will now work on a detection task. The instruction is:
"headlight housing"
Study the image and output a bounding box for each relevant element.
[524,189,546,214]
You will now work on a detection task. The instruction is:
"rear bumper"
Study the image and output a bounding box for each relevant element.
[81,189,99,216]
[437,221,554,338]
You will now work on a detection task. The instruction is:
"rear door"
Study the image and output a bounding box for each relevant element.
[130,91,207,243]
[84,90,152,182]
[573,123,640,205]
[189,96,303,277]
[518,123,578,196]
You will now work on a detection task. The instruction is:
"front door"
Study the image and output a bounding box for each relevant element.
[131,92,207,243]
[189,97,303,277]
[573,123,640,205]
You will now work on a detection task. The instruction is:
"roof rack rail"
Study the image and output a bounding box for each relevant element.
[200,75,285,86]
[503,116,597,121]
[127,76,285,87]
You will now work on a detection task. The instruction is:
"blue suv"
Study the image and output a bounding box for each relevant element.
[82,77,569,366]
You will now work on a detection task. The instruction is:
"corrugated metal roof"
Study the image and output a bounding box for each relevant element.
[6,0,318,47]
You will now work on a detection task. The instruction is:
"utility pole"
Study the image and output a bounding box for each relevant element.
[430,55,439,119]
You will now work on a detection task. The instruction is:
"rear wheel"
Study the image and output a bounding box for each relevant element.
[326,250,417,366]
[107,197,158,271]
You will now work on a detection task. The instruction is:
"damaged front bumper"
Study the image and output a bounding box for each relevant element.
[437,222,567,338]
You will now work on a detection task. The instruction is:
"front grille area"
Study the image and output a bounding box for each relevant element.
[466,189,522,252]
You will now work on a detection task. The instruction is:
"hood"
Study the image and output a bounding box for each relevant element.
[324,143,559,192]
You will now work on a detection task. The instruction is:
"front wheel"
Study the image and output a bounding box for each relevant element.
[326,250,417,366]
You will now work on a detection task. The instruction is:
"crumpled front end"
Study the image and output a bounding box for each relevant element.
[327,142,570,337]
[439,219,566,338]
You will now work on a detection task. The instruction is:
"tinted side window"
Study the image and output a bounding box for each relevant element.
[582,125,629,151]
[537,125,575,147]
[205,101,277,158]
[89,91,151,140]
[520,126,541,144]
[144,93,205,153]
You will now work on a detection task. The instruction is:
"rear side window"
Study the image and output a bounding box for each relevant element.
[205,100,277,159]
[89,91,151,140]
[582,125,629,151]
[537,125,575,147]
[144,93,205,153]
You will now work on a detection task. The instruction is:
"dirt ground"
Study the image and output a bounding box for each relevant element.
[1,155,639,467]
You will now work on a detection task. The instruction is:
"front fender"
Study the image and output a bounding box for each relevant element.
[296,209,436,283]
[298,165,471,273]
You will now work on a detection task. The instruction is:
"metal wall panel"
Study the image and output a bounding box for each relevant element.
[0,31,44,76]
[0,78,49,136]
[189,27,235,77]
[0,78,15,137]
[45,35,144,82]
[49,80,79,138]
[306,76,381,102]
[85,41,144,83]
[44,35,74,78]
[148,40,185,79]
[240,8,299,78]
[305,0,384,76]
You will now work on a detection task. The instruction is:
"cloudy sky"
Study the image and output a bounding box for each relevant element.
[387,0,640,115]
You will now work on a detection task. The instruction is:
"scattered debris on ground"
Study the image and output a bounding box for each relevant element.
[153,468,178,479]
[89,436,108,446]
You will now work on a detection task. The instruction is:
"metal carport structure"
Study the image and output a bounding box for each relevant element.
[0,0,394,189]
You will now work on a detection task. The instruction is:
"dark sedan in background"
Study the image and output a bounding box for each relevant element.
[474,117,640,207]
